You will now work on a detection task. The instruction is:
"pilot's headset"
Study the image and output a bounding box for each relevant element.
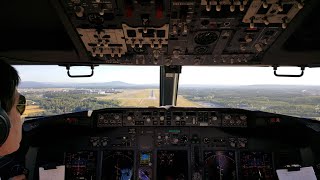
[0,100,11,146]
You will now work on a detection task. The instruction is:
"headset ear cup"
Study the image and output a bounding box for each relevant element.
[0,108,10,146]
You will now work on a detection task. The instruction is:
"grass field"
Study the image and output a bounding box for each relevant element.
[24,105,44,116]
[97,89,200,107]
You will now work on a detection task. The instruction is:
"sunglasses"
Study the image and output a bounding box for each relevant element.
[17,94,26,115]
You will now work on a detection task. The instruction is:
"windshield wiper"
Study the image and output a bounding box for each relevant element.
[24,116,48,120]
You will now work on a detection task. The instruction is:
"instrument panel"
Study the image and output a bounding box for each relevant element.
[28,107,315,180]
[39,131,301,180]
[55,0,306,66]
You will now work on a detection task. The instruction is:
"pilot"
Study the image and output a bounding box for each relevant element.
[0,60,27,180]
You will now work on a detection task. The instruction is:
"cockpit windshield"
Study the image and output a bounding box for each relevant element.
[178,67,320,120]
[16,65,320,120]
[16,65,160,117]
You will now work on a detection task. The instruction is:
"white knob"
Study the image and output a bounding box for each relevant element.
[183,24,188,34]
[172,25,177,35]
[298,2,304,9]
[75,6,85,18]
[264,18,269,25]
[230,5,235,12]
[206,4,211,11]
[263,1,268,8]
[216,4,221,11]
[250,22,255,29]
[245,35,253,43]
[240,115,247,120]
[278,4,283,12]
[255,43,263,52]
[158,40,162,48]
[239,4,245,11]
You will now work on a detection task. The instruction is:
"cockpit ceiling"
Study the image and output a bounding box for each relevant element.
[0,0,319,66]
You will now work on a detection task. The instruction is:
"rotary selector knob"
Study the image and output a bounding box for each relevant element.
[181,136,188,143]
[225,115,231,120]
[203,137,210,144]
[255,43,263,52]
[240,115,247,120]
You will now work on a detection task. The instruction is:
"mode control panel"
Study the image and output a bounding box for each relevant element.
[95,108,249,128]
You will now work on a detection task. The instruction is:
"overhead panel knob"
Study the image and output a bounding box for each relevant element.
[216,4,221,11]
[254,43,263,52]
[75,6,85,18]
[249,17,255,28]
[297,2,304,9]
[262,0,268,8]
[206,4,212,11]
[183,24,188,34]
[206,0,211,11]
[244,35,253,43]
[263,17,269,25]
[230,4,235,12]
[277,3,283,12]
[282,17,288,29]
[172,25,178,35]
[158,40,163,48]
[239,4,245,11]
[143,27,148,34]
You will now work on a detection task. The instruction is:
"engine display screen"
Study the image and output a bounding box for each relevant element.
[102,151,134,180]
[204,151,236,180]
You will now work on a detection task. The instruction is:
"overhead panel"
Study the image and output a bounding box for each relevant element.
[59,0,305,66]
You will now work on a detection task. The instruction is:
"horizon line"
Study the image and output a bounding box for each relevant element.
[19,81,320,86]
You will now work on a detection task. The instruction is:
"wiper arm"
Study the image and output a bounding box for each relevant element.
[24,116,48,120]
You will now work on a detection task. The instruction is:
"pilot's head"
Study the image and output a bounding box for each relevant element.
[0,60,24,156]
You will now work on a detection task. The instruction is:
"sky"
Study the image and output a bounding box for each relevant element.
[14,65,320,85]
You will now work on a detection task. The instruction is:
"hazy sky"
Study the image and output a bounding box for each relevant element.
[14,65,320,85]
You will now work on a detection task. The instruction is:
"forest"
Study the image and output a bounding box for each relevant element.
[22,85,320,120]
[179,86,320,120]
[24,91,120,116]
